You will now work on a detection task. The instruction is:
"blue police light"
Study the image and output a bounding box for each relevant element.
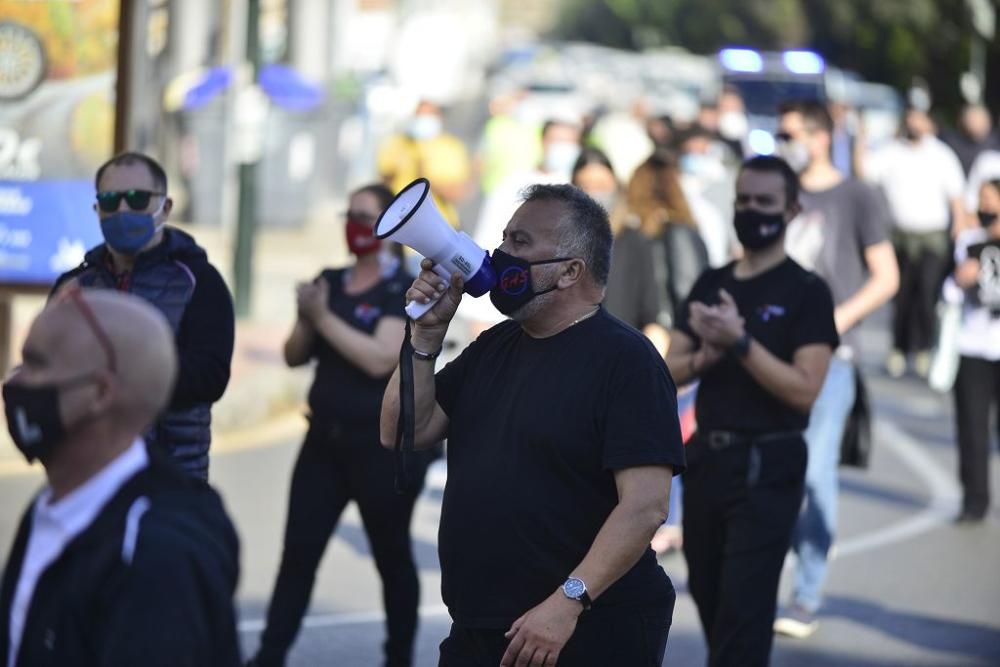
[748,129,776,156]
[782,51,825,75]
[719,49,763,73]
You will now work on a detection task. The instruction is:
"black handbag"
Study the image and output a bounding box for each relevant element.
[839,368,872,468]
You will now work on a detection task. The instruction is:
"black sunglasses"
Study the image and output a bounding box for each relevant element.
[96,189,165,213]
[774,132,793,143]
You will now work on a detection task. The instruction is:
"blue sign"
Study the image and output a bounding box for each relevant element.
[0,179,103,286]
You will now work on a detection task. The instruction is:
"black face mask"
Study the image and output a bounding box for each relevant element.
[734,208,786,250]
[2,375,95,463]
[978,210,998,228]
[489,249,572,316]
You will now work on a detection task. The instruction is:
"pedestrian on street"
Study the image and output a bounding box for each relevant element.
[941,104,1000,177]
[666,156,839,666]
[0,289,241,667]
[51,152,235,480]
[862,108,966,378]
[626,147,710,326]
[775,99,899,638]
[249,184,433,667]
[378,100,471,229]
[571,147,669,349]
[947,178,1000,524]
[381,184,686,666]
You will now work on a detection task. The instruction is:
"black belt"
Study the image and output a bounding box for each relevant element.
[701,430,803,450]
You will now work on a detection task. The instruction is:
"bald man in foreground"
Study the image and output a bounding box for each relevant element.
[0,290,241,667]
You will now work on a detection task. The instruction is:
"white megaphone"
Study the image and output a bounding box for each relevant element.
[375,178,497,320]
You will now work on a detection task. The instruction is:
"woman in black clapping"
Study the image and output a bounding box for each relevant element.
[249,184,432,667]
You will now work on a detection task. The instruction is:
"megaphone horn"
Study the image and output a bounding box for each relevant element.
[375,178,496,320]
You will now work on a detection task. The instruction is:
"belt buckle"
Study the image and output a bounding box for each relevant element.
[707,431,733,450]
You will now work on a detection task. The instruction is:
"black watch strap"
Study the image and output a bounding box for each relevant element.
[412,346,441,361]
[562,577,592,610]
[730,332,752,358]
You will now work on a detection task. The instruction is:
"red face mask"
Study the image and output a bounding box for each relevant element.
[346,219,381,256]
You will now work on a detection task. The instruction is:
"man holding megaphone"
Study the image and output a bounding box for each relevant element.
[380,182,686,666]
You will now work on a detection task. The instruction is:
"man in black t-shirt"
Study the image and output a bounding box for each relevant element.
[666,156,839,667]
[381,184,686,667]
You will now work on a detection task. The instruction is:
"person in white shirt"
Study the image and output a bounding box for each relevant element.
[946,178,1000,524]
[0,289,241,667]
[864,108,967,378]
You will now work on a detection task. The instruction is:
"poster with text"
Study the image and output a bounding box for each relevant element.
[0,0,118,285]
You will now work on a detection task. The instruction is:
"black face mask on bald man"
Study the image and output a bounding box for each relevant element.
[2,375,98,462]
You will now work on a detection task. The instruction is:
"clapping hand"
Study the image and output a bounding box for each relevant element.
[296,277,330,324]
[689,289,745,349]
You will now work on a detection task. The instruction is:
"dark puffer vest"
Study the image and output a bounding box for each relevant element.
[58,229,213,477]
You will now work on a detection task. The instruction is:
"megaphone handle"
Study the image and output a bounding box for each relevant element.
[405,262,454,321]
[405,297,438,321]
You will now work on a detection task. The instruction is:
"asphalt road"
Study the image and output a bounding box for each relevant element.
[0,336,998,666]
[219,366,1000,667]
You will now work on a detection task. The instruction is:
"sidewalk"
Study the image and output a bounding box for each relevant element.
[0,208,347,471]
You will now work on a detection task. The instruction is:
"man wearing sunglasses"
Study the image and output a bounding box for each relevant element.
[51,152,234,481]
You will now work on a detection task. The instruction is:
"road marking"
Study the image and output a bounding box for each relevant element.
[236,417,966,635]
[835,417,960,558]
[238,604,449,634]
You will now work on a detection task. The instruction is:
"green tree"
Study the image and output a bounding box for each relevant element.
[556,0,997,123]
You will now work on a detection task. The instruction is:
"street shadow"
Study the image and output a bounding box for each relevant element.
[772,642,966,667]
[333,522,440,572]
[838,475,929,511]
[665,621,993,667]
[821,595,1000,664]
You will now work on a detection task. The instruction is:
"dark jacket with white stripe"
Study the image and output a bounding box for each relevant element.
[0,445,241,667]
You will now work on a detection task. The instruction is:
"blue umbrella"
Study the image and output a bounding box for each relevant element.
[180,64,324,112]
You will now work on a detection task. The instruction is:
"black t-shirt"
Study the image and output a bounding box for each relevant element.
[434,308,686,628]
[675,259,839,433]
[307,264,410,434]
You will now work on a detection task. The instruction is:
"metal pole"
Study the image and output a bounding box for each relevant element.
[114,0,135,153]
[233,0,261,318]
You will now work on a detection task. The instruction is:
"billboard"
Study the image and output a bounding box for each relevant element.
[0,0,118,285]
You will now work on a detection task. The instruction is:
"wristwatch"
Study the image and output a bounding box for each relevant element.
[562,577,592,610]
[730,332,752,359]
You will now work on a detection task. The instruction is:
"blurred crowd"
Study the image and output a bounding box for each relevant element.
[4,55,1000,666]
[378,87,1000,376]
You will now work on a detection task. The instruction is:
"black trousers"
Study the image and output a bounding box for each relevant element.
[254,424,432,667]
[892,229,951,354]
[954,355,1000,517]
[438,601,674,667]
[682,433,807,667]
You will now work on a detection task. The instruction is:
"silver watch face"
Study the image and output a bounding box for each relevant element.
[563,577,586,599]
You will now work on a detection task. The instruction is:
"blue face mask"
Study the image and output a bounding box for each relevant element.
[100,201,163,255]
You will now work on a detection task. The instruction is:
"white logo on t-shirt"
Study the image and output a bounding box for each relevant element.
[978,245,1000,311]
